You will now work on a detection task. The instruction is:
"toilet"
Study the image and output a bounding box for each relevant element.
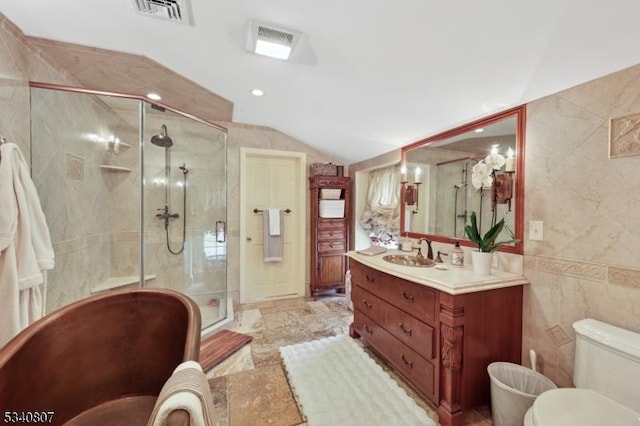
[524,319,640,426]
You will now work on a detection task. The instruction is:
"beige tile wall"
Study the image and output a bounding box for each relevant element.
[0,15,30,159]
[29,88,140,311]
[523,63,640,386]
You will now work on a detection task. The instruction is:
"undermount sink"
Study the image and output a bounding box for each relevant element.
[382,254,435,268]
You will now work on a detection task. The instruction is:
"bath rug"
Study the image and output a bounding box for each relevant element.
[200,329,253,372]
[280,335,435,426]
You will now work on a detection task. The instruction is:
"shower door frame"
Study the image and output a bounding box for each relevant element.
[29,82,228,323]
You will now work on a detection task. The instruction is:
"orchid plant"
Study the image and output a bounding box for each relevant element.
[467,147,519,251]
[470,147,506,190]
[464,211,518,252]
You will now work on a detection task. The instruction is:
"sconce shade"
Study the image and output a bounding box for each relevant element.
[492,173,513,210]
[405,185,418,206]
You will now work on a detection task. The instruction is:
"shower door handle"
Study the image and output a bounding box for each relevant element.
[216,221,226,243]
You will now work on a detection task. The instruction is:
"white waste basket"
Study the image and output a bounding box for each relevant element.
[488,362,557,426]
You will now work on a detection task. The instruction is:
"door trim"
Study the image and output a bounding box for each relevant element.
[239,148,307,303]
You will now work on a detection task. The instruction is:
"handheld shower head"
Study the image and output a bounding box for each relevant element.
[151,124,173,148]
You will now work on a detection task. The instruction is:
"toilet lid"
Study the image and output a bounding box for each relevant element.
[531,388,640,426]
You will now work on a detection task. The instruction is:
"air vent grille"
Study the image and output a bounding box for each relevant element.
[132,0,193,25]
[247,20,302,60]
[257,26,294,47]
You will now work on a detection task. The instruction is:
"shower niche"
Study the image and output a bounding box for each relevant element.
[29,86,229,331]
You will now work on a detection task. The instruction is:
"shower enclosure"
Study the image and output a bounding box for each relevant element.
[29,86,228,331]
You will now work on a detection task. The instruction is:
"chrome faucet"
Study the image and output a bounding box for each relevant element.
[416,238,433,260]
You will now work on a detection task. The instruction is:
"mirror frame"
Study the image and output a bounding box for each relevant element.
[400,105,526,254]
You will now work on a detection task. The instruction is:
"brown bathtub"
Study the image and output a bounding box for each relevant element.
[0,288,201,425]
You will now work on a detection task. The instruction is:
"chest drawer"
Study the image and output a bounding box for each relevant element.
[318,240,346,253]
[353,310,436,403]
[317,218,346,230]
[318,229,346,241]
[354,286,434,359]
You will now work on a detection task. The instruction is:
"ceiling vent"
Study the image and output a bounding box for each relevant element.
[132,0,194,25]
[247,19,301,60]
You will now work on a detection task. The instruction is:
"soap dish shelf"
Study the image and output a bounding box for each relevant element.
[99,165,132,172]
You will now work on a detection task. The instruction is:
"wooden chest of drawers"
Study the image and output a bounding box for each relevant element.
[309,177,351,300]
[349,258,524,426]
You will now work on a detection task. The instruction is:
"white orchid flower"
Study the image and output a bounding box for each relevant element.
[471,161,493,189]
[485,151,506,171]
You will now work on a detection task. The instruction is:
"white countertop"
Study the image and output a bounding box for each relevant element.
[347,249,528,295]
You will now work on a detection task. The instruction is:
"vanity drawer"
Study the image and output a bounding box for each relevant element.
[353,309,436,403]
[350,260,437,325]
[317,218,346,230]
[352,285,383,323]
[318,240,346,253]
[355,286,434,359]
[387,276,437,325]
[318,228,346,241]
[350,260,387,294]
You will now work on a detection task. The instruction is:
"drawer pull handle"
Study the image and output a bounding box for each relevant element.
[329,231,334,236]
[364,324,373,334]
[401,354,413,368]
[365,274,374,283]
[362,299,373,310]
[399,323,413,336]
[401,291,414,303]
[329,243,334,248]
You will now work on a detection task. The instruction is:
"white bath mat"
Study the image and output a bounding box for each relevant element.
[279,335,435,426]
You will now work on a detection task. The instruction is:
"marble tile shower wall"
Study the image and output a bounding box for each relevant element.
[523,64,640,387]
[0,15,30,160]
[143,111,227,298]
[30,89,140,311]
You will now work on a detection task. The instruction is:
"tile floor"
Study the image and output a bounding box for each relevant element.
[206,294,493,426]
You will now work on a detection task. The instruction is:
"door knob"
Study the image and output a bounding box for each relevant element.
[246,237,252,241]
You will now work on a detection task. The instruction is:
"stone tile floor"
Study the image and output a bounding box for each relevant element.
[206,294,493,426]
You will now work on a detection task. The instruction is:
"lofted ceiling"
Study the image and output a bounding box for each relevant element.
[3,0,640,163]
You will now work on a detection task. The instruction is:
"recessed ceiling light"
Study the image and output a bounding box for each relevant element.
[474,128,484,133]
[251,89,264,97]
[146,92,162,101]
[255,39,292,60]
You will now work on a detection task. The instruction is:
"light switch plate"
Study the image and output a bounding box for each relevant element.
[529,221,543,241]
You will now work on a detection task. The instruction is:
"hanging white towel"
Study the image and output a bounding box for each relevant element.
[263,210,284,262]
[147,361,216,426]
[0,143,54,348]
[268,208,280,236]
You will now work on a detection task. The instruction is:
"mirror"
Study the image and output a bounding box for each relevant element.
[401,106,525,254]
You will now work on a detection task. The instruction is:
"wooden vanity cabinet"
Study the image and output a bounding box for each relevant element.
[309,175,351,300]
[349,259,523,426]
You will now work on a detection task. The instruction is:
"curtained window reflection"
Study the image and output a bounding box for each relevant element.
[359,166,400,245]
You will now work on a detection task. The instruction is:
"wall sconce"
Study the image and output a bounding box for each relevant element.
[492,172,513,211]
[491,147,515,211]
[401,165,422,213]
[405,184,418,206]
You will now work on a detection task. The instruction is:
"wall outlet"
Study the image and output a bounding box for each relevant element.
[529,221,543,241]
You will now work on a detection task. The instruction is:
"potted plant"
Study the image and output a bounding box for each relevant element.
[464,211,517,274]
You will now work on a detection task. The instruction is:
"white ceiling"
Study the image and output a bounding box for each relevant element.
[3,0,640,163]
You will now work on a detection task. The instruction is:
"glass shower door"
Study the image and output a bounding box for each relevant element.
[142,103,227,329]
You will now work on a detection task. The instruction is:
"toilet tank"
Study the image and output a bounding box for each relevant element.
[573,319,640,413]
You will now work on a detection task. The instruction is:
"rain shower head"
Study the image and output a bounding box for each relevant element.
[151,124,173,148]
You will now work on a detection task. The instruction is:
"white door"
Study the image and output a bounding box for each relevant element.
[240,148,306,303]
